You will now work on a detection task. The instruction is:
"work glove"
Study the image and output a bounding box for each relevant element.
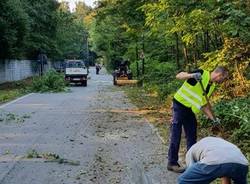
[212,117,221,125]
[191,72,202,81]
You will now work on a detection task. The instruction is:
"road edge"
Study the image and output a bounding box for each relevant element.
[0,93,35,109]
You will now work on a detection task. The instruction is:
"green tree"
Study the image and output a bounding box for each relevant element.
[55,2,88,60]
[23,0,59,59]
[0,0,29,59]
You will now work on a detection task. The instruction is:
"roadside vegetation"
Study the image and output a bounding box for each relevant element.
[124,86,249,183]
[0,78,32,104]
[0,70,68,104]
[31,70,68,93]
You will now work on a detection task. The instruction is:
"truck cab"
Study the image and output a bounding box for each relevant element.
[65,60,88,86]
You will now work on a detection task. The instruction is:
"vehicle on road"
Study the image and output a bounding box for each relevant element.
[113,60,137,86]
[65,60,88,86]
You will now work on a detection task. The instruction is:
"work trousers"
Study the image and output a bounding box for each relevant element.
[178,163,248,184]
[168,100,197,165]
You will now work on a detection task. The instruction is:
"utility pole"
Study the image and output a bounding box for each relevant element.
[83,31,89,70]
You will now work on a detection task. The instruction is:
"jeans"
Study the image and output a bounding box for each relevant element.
[178,163,249,184]
[168,100,197,165]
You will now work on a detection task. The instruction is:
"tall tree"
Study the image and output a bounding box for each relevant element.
[55,2,87,60]
[0,0,29,59]
[23,0,59,59]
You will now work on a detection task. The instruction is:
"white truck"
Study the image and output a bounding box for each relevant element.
[65,60,88,86]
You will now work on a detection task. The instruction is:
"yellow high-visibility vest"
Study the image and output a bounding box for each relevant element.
[174,70,215,114]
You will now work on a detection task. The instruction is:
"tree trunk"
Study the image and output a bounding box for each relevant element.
[204,31,210,52]
[195,35,200,59]
[193,51,197,68]
[175,33,180,69]
[136,42,139,60]
[183,45,189,70]
[214,33,220,48]
[142,34,145,75]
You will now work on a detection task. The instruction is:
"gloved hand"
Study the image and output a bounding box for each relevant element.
[191,72,202,81]
[213,117,221,125]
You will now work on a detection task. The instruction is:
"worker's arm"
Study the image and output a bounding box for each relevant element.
[176,72,201,80]
[201,104,216,121]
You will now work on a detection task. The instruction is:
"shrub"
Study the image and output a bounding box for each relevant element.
[31,70,67,92]
[199,96,250,141]
[200,38,250,99]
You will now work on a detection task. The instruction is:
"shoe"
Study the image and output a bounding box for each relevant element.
[167,163,185,173]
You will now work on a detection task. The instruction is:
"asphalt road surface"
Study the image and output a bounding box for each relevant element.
[0,68,178,184]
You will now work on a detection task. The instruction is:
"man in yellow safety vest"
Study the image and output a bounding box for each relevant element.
[167,66,228,173]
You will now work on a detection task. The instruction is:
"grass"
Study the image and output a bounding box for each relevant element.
[0,78,32,104]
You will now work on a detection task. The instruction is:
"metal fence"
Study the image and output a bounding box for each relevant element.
[0,60,52,84]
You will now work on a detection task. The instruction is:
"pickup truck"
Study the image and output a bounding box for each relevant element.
[65,60,88,86]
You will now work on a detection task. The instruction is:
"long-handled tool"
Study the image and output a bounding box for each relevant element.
[198,81,215,117]
[198,80,224,133]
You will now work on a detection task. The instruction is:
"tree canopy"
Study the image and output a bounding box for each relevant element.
[90,0,249,98]
[0,0,91,60]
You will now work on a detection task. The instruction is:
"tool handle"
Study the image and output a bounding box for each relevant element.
[198,81,216,120]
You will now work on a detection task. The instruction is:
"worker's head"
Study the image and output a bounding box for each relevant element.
[210,66,229,83]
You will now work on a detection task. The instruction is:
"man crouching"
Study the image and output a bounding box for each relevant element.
[178,137,249,184]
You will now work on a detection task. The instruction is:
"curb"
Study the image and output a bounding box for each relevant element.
[0,93,34,109]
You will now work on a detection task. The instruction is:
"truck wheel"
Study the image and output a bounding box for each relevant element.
[82,80,87,87]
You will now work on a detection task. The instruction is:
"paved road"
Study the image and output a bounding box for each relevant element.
[0,68,178,184]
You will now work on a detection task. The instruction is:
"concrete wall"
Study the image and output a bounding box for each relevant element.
[0,60,52,84]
